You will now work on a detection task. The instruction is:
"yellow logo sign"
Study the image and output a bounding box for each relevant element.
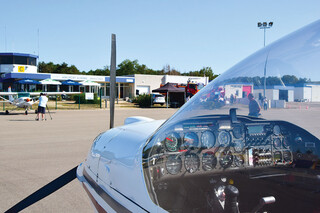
[18,66,25,72]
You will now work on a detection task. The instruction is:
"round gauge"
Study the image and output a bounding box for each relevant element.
[283,150,292,162]
[219,151,233,169]
[232,125,243,139]
[294,136,303,143]
[184,153,200,173]
[283,136,290,148]
[201,131,216,149]
[182,132,199,150]
[165,155,182,175]
[233,140,243,153]
[273,138,281,149]
[164,132,180,152]
[234,155,244,167]
[273,125,281,136]
[273,151,282,163]
[218,131,231,147]
[202,152,217,171]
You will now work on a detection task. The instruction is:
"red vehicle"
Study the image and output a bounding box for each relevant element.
[185,78,205,97]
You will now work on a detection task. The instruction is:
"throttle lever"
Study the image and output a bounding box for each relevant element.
[224,185,240,213]
[251,196,276,213]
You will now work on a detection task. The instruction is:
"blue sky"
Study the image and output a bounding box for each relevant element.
[1,1,320,74]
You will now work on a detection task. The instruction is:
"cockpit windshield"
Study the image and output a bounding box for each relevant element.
[143,20,320,213]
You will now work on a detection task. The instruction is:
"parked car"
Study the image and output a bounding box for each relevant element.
[152,93,165,105]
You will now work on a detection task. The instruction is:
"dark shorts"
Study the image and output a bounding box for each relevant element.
[38,106,46,114]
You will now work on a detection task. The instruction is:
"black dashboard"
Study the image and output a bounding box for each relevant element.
[143,114,320,213]
[147,115,319,180]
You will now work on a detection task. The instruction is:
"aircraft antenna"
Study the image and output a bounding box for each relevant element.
[5,26,7,52]
[109,34,116,129]
[37,28,40,60]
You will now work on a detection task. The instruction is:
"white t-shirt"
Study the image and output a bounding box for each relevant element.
[39,96,48,107]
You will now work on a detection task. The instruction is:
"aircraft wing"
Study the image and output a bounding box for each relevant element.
[0,92,19,96]
[29,92,81,96]
[0,95,13,103]
[0,92,81,96]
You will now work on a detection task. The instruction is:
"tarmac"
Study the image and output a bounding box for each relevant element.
[0,108,178,213]
[0,104,319,212]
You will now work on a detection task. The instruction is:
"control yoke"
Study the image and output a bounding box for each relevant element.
[229,108,238,124]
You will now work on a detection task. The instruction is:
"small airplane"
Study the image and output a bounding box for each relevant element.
[0,87,81,115]
[5,21,320,213]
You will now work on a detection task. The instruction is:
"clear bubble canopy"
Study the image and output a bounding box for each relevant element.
[168,19,320,122]
[142,20,320,213]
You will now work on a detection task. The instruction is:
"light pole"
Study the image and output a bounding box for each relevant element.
[257,22,273,47]
[257,22,273,102]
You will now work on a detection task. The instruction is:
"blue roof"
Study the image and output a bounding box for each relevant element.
[17,78,41,84]
[0,52,38,58]
[1,73,50,80]
[61,79,81,85]
[0,72,135,83]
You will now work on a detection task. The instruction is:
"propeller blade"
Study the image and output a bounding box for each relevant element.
[5,166,77,213]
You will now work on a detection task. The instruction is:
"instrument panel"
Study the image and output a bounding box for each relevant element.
[150,117,320,179]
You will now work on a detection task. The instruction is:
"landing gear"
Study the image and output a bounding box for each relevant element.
[25,110,28,115]
[5,110,9,115]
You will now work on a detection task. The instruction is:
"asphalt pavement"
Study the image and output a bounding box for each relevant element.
[0,108,177,213]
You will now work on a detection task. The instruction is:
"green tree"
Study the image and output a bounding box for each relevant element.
[38,61,80,74]
[181,66,218,81]
[38,62,58,73]
[198,67,218,81]
[117,59,138,75]
[87,66,110,76]
[281,75,299,85]
[162,64,181,75]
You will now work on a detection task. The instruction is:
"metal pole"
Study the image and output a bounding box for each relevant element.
[55,95,57,110]
[100,87,102,109]
[263,51,270,100]
[264,28,266,47]
[166,91,168,108]
[38,28,40,60]
[46,105,52,120]
[110,34,116,129]
[5,26,7,52]
[78,94,80,109]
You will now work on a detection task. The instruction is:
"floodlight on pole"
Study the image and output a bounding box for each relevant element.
[257,21,273,47]
[257,21,273,100]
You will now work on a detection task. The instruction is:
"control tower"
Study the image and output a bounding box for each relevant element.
[0,53,38,74]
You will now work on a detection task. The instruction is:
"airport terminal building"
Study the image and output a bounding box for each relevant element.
[2,52,319,103]
[0,53,209,99]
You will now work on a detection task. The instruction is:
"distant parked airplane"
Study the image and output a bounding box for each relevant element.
[0,88,80,115]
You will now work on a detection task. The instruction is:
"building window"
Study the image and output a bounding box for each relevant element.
[14,56,28,65]
[28,58,36,65]
[0,56,13,64]
[0,56,36,65]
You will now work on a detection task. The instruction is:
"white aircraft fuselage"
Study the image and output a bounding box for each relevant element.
[11,97,36,109]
